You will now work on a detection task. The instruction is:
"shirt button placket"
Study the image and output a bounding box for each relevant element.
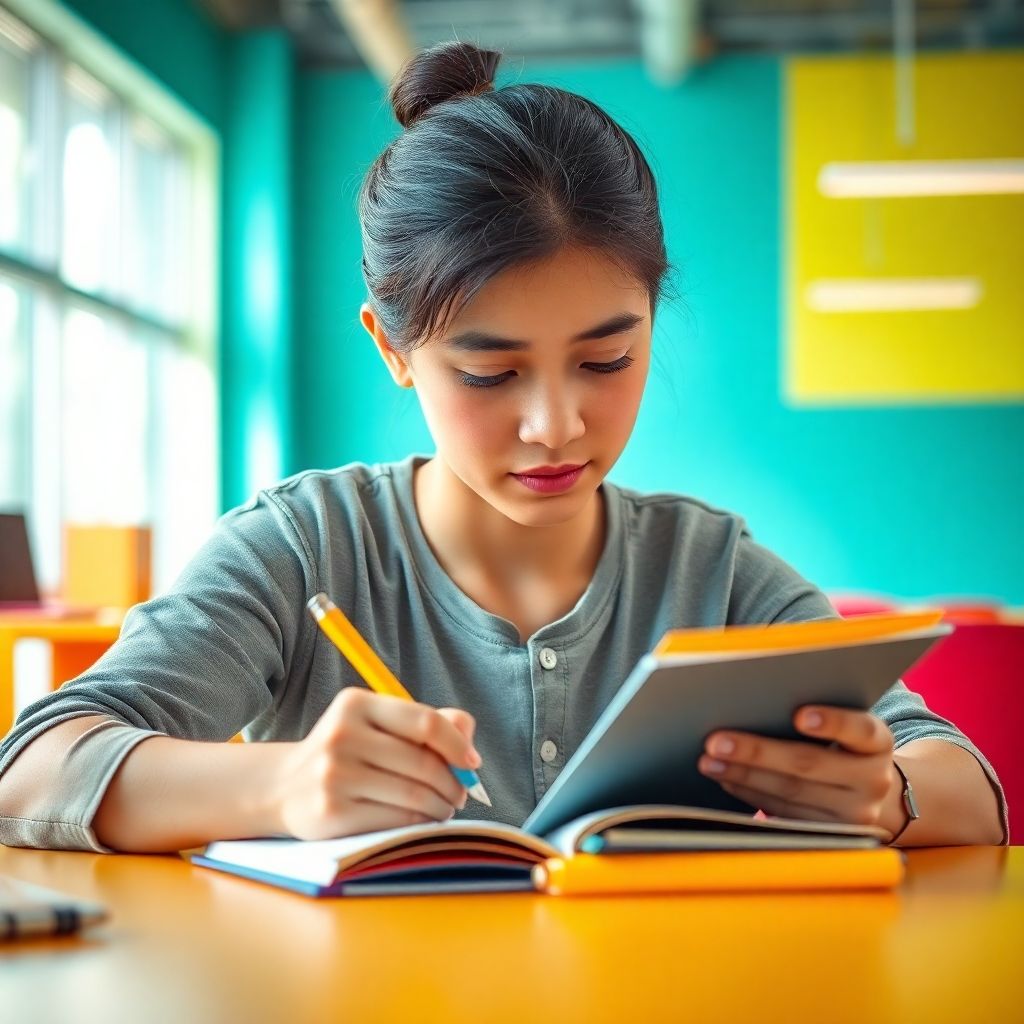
[537,647,560,769]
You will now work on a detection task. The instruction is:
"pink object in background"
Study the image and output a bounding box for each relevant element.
[829,594,899,618]
[902,625,1022,845]
[829,594,1021,845]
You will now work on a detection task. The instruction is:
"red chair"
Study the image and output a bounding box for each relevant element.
[830,595,1021,844]
[902,624,1023,845]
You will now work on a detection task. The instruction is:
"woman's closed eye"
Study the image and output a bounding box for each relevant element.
[456,369,516,389]
[456,354,635,389]
[581,354,634,375]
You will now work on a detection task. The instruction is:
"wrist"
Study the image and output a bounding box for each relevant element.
[247,740,299,838]
[880,757,917,845]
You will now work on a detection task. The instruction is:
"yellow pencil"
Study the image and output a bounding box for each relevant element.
[306,592,491,807]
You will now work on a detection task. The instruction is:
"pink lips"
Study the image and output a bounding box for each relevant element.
[511,463,588,494]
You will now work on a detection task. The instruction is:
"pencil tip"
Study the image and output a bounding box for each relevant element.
[469,783,492,807]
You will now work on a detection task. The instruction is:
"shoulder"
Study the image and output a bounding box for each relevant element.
[609,480,753,590]
[607,480,833,625]
[232,457,414,527]
[610,480,750,548]
[220,456,419,581]
[247,458,407,516]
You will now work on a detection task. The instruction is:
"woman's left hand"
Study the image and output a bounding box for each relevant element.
[698,706,901,834]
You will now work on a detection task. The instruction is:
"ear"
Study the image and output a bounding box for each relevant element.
[361,303,414,389]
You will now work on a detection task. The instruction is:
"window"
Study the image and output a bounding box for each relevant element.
[0,2,218,594]
[0,276,28,507]
[0,13,31,255]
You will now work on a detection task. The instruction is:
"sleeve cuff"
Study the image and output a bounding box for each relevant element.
[0,718,161,852]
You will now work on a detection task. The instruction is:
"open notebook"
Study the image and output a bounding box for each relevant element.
[194,612,946,896]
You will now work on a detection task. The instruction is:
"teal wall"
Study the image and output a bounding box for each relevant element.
[294,57,1024,604]
[221,31,294,508]
[293,70,404,467]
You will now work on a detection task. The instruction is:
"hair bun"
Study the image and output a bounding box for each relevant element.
[389,41,501,129]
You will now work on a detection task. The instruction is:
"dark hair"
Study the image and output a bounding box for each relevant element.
[359,41,669,352]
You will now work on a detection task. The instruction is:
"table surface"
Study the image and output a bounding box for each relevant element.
[0,610,125,735]
[0,609,123,641]
[2,845,1023,1024]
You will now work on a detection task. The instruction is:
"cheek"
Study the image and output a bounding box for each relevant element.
[588,372,646,434]
[423,384,509,451]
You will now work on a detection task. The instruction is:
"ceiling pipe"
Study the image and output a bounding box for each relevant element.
[633,0,702,85]
[329,0,416,83]
[893,0,916,146]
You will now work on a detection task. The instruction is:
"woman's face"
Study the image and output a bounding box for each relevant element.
[368,246,652,528]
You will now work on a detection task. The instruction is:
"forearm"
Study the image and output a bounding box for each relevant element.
[0,716,292,853]
[93,732,295,852]
[883,739,1005,847]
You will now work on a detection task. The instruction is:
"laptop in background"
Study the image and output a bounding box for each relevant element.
[0,512,81,616]
[0,512,42,607]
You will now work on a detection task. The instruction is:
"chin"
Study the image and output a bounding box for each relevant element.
[498,502,581,529]
[488,479,599,529]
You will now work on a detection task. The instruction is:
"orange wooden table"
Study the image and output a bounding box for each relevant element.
[1,845,1021,1023]
[0,611,123,735]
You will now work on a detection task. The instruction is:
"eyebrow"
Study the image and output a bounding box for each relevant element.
[445,311,646,352]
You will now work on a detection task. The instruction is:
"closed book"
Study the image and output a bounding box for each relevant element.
[532,848,906,896]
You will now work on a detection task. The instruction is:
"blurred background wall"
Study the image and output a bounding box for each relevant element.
[2,0,1023,606]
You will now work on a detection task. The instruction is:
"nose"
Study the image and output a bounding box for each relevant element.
[517,378,586,451]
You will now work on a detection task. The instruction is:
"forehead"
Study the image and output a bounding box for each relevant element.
[443,246,650,340]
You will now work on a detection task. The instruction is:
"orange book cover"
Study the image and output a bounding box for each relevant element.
[533,848,905,896]
[654,610,944,658]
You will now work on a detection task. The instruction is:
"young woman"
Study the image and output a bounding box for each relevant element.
[0,43,1005,852]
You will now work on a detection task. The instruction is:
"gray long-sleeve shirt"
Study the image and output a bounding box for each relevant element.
[0,455,1007,849]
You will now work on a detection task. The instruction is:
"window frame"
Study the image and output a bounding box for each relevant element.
[0,0,220,593]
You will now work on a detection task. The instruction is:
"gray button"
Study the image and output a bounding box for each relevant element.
[540,739,558,763]
[539,647,558,670]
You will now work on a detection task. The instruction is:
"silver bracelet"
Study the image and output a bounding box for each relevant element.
[889,759,920,843]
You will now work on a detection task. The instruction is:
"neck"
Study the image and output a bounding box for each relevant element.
[413,457,606,620]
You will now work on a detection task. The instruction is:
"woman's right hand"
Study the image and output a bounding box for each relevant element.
[272,687,482,840]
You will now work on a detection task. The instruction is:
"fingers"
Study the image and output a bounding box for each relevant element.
[325,689,477,819]
[793,706,895,756]
[702,731,868,791]
[358,727,467,810]
[699,708,896,828]
[702,710,893,787]
[283,690,480,841]
[333,688,480,770]
[701,760,889,825]
[351,762,462,822]
[372,696,480,769]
